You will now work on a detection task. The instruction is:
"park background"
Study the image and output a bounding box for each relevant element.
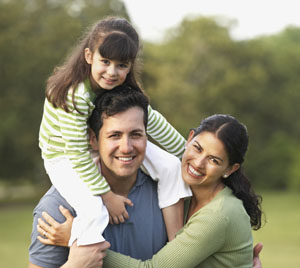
[0,0,300,267]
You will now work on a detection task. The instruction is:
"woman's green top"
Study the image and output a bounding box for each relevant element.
[103,186,253,268]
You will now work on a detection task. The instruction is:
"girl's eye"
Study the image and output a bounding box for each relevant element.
[119,63,129,68]
[101,59,110,65]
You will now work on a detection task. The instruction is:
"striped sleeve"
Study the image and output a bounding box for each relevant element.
[57,89,110,195]
[147,105,186,158]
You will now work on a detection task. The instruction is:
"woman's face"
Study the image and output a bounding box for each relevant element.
[181,131,238,189]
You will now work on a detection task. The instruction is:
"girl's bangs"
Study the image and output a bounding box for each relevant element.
[99,32,138,62]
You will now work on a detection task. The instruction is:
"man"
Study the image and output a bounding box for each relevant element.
[29,86,169,267]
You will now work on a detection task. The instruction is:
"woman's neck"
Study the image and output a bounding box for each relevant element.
[187,182,225,221]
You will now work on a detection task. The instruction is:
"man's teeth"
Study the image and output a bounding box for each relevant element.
[189,165,202,176]
[118,157,133,161]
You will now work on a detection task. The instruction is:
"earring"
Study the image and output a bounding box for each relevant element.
[223,174,228,178]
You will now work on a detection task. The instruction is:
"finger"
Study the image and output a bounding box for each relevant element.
[124,197,134,207]
[59,205,74,222]
[113,216,119,224]
[37,224,54,240]
[123,210,129,220]
[253,242,263,257]
[37,235,55,246]
[118,215,125,223]
[109,216,114,225]
[38,218,52,233]
[42,211,59,228]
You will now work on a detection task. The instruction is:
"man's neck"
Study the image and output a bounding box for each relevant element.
[100,162,138,197]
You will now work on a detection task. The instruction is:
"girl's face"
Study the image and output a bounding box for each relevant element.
[85,48,132,90]
[181,131,239,189]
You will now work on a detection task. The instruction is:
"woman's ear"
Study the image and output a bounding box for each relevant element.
[225,163,240,178]
[187,129,195,143]
[88,128,99,151]
[84,48,93,64]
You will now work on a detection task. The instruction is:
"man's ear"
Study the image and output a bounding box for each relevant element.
[88,128,98,151]
[84,48,93,64]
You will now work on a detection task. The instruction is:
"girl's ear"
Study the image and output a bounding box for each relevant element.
[88,128,99,151]
[84,48,93,64]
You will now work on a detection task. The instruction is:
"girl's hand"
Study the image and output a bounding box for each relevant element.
[101,190,133,224]
[37,205,73,247]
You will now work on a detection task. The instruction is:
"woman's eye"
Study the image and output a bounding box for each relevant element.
[101,59,110,64]
[193,145,202,152]
[209,157,220,165]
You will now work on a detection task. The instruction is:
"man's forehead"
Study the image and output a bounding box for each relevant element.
[100,107,145,131]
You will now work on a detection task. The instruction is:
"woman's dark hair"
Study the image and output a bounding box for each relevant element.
[193,114,262,230]
[46,16,142,113]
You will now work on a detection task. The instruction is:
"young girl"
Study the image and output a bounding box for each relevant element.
[38,16,191,247]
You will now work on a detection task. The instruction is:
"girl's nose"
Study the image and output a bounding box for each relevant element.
[107,65,117,76]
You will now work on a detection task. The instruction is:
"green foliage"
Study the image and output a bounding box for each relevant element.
[1,4,300,191]
[142,16,300,191]
[0,0,128,183]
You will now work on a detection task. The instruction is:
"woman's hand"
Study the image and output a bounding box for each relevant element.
[37,205,73,247]
[253,242,263,268]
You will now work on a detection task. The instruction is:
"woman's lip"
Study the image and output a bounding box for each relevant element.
[187,164,204,178]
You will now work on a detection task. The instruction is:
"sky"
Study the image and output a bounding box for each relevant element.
[122,0,300,42]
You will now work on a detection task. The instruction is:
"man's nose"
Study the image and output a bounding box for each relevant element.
[119,137,133,153]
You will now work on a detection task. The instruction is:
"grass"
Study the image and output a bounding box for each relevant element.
[252,191,300,268]
[0,191,299,267]
[0,203,35,267]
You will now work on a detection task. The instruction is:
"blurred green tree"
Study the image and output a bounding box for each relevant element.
[0,0,129,184]
[142,17,300,190]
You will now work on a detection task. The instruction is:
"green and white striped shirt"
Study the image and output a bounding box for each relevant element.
[39,80,186,195]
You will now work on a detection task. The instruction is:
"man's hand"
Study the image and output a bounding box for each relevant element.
[101,190,133,224]
[37,205,73,247]
[61,241,111,268]
[253,242,263,268]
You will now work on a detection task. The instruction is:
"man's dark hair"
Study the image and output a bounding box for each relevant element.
[88,85,149,138]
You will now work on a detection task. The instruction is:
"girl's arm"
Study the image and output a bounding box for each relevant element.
[147,106,186,159]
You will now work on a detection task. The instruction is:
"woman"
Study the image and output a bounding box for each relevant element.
[38,114,263,268]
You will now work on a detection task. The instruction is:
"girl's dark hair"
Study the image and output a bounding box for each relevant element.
[193,114,262,230]
[46,16,142,112]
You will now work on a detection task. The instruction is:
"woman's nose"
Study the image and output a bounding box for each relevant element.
[194,155,206,168]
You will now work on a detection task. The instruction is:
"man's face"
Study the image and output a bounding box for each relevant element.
[95,107,147,181]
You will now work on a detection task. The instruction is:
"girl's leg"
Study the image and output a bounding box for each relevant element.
[142,141,192,240]
[44,157,109,246]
